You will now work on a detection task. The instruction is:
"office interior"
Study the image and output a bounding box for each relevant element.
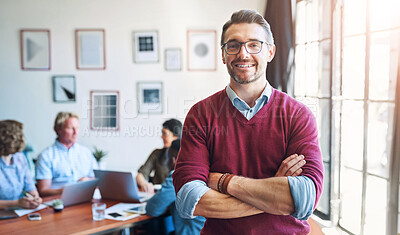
[1,0,399,234]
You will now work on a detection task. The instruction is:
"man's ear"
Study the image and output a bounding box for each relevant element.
[221,48,226,64]
[267,44,276,62]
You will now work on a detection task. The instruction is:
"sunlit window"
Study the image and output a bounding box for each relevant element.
[295,0,400,234]
[294,0,332,220]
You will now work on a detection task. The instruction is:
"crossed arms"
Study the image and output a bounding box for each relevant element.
[174,153,316,220]
[194,154,305,218]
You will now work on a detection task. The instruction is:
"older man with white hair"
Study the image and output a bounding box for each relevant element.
[36,112,98,196]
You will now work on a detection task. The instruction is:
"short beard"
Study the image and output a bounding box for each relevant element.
[229,70,262,85]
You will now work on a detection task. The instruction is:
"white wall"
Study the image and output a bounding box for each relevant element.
[0,0,267,172]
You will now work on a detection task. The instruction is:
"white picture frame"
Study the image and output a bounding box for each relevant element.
[187,30,216,71]
[20,29,51,70]
[90,90,119,130]
[165,48,182,71]
[53,75,76,102]
[75,29,106,70]
[137,82,163,114]
[133,31,159,63]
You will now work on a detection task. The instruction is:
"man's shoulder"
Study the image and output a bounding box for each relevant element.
[201,89,226,103]
[270,89,310,112]
[73,142,90,151]
[190,89,229,111]
[72,143,94,157]
[37,142,58,158]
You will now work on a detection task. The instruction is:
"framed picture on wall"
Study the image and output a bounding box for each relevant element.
[90,90,119,130]
[137,82,163,114]
[133,31,159,63]
[20,29,51,70]
[187,30,216,71]
[75,29,106,70]
[165,48,182,71]
[52,75,76,102]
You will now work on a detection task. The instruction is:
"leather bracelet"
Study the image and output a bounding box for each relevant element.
[221,174,234,194]
[217,173,229,193]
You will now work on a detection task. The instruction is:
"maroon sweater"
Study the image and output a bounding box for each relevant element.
[173,88,324,235]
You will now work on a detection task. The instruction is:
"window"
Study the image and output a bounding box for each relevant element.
[294,0,332,220]
[295,0,400,234]
[90,91,119,130]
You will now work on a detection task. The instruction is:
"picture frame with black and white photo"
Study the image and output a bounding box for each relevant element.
[53,75,76,102]
[137,82,163,114]
[133,31,159,63]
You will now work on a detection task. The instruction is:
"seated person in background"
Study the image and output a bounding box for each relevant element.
[146,139,206,235]
[136,119,182,193]
[35,112,98,196]
[0,120,42,209]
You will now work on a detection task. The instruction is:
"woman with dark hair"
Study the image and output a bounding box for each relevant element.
[136,119,182,193]
[146,139,206,235]
[0,120,42,209]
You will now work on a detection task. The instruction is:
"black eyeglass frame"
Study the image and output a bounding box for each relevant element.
[221,40,272,55]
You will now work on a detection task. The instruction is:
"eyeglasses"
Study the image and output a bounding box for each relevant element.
[221,40,270,55]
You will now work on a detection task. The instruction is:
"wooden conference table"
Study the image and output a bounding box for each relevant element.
[0,198,158,235]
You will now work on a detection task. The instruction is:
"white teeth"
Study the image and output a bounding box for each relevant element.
[236,64,253,68]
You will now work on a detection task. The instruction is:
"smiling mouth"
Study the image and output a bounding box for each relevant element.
[235,64,255,68]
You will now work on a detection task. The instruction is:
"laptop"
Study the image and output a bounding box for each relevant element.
[45,179,99,207]
[94,170,153,203]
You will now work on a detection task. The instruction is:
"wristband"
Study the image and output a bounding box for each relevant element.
[221,174,234,194]
[217,173,229,193]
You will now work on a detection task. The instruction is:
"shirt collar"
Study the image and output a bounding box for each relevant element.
[55,139,76,151]
[225,82,272,109]
[0,154,16,167]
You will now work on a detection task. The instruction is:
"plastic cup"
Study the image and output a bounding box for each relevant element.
[92,202,106,221]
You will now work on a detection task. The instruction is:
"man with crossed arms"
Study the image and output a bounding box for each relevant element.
[173,9,324,235]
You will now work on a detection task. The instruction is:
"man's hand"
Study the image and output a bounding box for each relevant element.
[275,154,305,177]
[78,176,95,182]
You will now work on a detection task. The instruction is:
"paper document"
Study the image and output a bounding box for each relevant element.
[105,203,146,221]
[14,204,47,217]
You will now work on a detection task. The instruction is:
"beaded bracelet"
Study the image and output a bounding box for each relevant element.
[221,174,234,194]
[217,173,229,193]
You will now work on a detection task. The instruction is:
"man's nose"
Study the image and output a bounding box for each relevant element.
[237,44,250,58]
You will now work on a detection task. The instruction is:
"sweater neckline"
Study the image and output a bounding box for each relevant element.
[223,88,276,124]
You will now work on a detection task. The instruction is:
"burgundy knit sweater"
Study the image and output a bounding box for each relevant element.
[173,88,324,235]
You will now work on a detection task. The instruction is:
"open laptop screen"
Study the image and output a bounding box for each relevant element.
[94,170,153,203]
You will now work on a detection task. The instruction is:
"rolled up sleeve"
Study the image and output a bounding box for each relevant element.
[175,180,210,219]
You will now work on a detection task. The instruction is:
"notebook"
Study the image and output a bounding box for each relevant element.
[94,170,153,203]
[45,179,99,207]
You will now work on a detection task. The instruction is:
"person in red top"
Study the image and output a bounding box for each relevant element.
[173,9,324,235]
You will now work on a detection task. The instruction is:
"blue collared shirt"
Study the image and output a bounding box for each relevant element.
[176,83,316,221]
[0,152,36,200]
[225,83,271,120]
[35,140,98,189]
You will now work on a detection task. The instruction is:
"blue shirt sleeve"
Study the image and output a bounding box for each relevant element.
[288,175,316,220]
[20,153,36,193]
[176,176,315,220]
[35,152,52,180]
[175,180,210,219]
[146,175,176,217]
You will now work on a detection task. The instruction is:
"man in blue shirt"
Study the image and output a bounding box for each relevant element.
[146,139,206,235]
[36,112,98,196]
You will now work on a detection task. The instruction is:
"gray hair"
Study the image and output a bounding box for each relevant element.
[54,112,79,133]
[221,9,274,45]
